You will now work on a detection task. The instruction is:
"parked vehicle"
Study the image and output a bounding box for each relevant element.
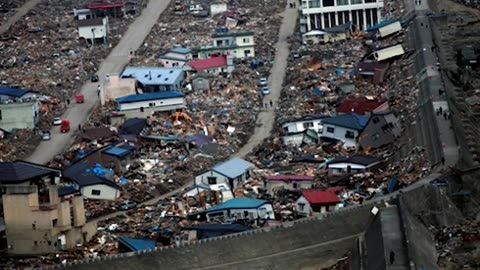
[259,78,268,87]
[53,117,62,126]
[41,130,51,141]
[91,74,99,82]
[120,201,137,210]
[60,119,70,133]
[75,94,84,103]
[262,86,270,95]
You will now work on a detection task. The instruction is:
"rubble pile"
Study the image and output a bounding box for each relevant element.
[434,222,480,269]
[451,0,480,9]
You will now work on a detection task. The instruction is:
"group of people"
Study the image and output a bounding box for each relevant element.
[289,2,296,8]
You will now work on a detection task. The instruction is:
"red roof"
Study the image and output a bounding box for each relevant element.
[336,97,387,115]
[264,175,315,182]
[302,190,340,205]
[188,56,227,71]
[324,186,346,194]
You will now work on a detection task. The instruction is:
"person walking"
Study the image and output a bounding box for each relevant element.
[270,100,273,107]
[441,156,446,166]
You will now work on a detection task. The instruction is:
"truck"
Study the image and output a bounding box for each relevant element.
[60,119,70,133]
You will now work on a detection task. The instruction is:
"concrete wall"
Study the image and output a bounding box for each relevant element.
[63,204,377,270]
[0,101,39,132]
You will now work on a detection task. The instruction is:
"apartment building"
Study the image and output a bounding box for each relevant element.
[300,0,384,32]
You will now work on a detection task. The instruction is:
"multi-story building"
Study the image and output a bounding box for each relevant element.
[300,0,384,32]
[196,30,255,59]
[0,161,93,255]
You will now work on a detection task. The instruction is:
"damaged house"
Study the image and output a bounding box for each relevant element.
[320,114,369,148]
[120,67,185,92]
[194,158,254,189]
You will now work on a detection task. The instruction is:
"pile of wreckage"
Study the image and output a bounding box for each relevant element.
[434,222,480,269]
[0,0,27,22]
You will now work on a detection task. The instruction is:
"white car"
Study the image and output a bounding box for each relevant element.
[53,117,62,126]
[259,78,268,86]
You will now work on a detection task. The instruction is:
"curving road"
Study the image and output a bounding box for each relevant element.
[26,0,172,164]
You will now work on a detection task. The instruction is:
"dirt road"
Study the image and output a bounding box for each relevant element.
[0,0,41,34]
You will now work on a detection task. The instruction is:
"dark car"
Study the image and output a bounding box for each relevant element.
[91,74,99,82]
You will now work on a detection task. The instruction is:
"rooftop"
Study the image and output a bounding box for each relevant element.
[0,161,60,184]
[170,47,192,54]
[212,158,254,179]
[324,21,352,34]
[77,18,104,27]
[322,114,369,130]
[63,163,119,189]
[102,144,136,158]
[116,92,184,104]
[208,198,269,212]
[188,56,228,71]
[366,19,398,32]
[301,190,340,205]
[336,97,387,115]
[119,118,146,135]
[118,237,156,252]
[121,67,184,86]
[212,30,254,38]
[0,86,29,97]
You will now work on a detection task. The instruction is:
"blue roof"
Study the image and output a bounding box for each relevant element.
[103,147,131,158]
[118,237,156,252]
[170,47,191,54]
[121,67,184,86]
[367,19,398,32]
[208,198,269,212]
[212,158,254,179]
[116,92,184,104]
[0,86,28,97]
[322,114,369,130]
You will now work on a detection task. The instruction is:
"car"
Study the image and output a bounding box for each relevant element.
[91,74,99,82]
[259,77,268,86]
[41,131,51,141]
[53,117,62,126]
[119,200,137,210]
[262,86,270,95]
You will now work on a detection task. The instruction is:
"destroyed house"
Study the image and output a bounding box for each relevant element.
[63,163,120,201]
[179,224,251,243]
[115,92,186,118]
[320,114,369,147]
[299,0,384,33]
[77,17,109,44]
[86,2,126,17]
[283,129,319,146]
[356,62,389,83]
[120,67,185,92]
[187,55,234,75]
[205,198,275,223]
[366,19,402,38]
[336,97,388,115]
[327,155,381,176]
[264,175,315,194]
[281,115,328,133]
[0,161,89,255]
[359,112,401,150]
[76,142,137,174]
[0,86,38,102]
[159,47,193,68]
[295,190,340,216]
[118,237,156,253]
[197,30,255,59]
[195,158,254,189]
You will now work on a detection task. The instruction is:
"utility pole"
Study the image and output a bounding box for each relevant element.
[91,28,96,49]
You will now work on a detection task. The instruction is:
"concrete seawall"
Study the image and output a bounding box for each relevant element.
[62,205,375,270]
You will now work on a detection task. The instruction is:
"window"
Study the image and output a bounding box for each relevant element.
[381,125,389,133]
[372,133,380,140]
[293,183,298,189]
[34,241,38,245]
[0,110,3,120]
[91,189,101,196]
[351,0,362,3]
[337,0,348,5]
[148,102,156,107]
[308,0,321,7]
[303,122,314,129]
[298,203,305,211]
[372,117,380,124]
[216,40,222,46]
[322,0,334,6]
[345,131,355,139]
[225,39,230,45]
[32,223,36,230]
[283,127,289,133]
[242,38,250,43]
[166,61,169,64]
[326,127,335,133]
[140,107,144,112]
[244,50,251,57]
[207,177,217,185]
[52,219,58,227]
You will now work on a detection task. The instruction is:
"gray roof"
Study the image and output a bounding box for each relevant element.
[0,161,61,184]
[77,18,103,27]
[212,158,254,179]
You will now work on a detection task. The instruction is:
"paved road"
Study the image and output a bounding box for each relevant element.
[233,6,298,158]
[88,4,299,225]
[0,0,40,34]
[26,0,172,164]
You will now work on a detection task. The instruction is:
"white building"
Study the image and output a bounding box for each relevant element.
[300,0,384,32]
[186,55,235,75]
[264,175,315,194]
[206,198,275,223]
[282,115,327,134]
[77,17,109,44]
[0,101,40,132]
[194,158,254,189]
[295,190,340,216]
[197,30,255,59]
[115,92,186,118]
[320,114,369,148]
[159,47,193,68]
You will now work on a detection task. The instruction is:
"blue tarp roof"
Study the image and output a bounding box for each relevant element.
[207,198,268,213]
[212,158,254,179]
[103,147,131,158]
[0,86,28,97]
[116,92,184,104]
[118,237,156,252]
[322,114,369,130]
[63,163,119,189]
[121,67,184,86]
[366,19,398,32]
